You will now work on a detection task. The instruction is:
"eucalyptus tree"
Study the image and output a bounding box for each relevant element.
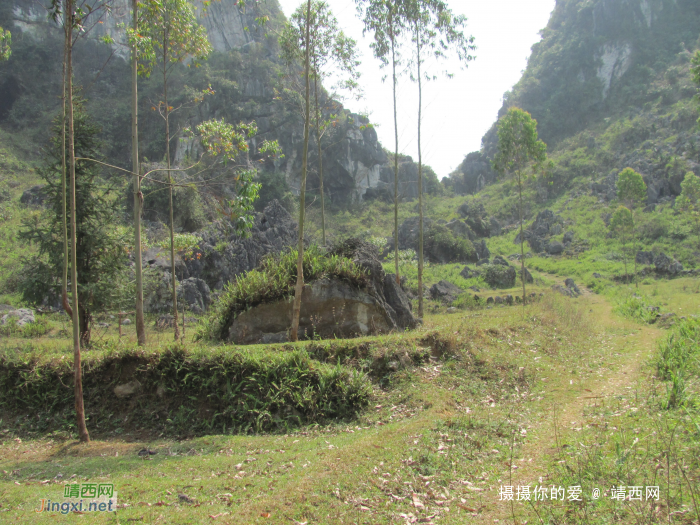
[616,167,647,288]
[610,206,634,284]
[281,0,360,247]
[137,0,212,340]
[405,0,475,318]
[129,0,146,345]
[356,0,408,283]
[493,107,547,309]
[281,0,313,343]
[0,26,10,60]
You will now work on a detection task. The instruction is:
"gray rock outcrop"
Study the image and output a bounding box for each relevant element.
[0,308,35,327]
[429,280,464,303]
[483,264,517,288]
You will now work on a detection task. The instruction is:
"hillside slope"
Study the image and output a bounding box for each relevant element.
[447,0,700,211]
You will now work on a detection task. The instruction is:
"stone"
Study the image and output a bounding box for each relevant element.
[429,280,464,303]
[593,272,602,278]
[474,239,490,260]
[563,231,574,244]
[446,307,457,314]
[636,251,654,265]
[445,220,474,240]
[550,224,562,235]
[486,297,494,304]
[564,278,581,295]
[520,266,534,284]
[492,255,510,266]
[489,216,501,237]
[398,217,476,263]
[504,294,514,305]
[114,380,141,398]
[178,277,212,314]
[460,266,481,280]
[20,185,48,207]
[122,319,131,325]
[494,296,504,305]
[228,278,394,344]
[476,258,490,266]
[0,308,35,327]
[653,252,683,275]
[552,285,575,297]
[546,241,565,255]
[483,264,517,288]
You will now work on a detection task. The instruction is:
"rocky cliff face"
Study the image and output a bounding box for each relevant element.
[447,0,700,208]
[3,0,422,206]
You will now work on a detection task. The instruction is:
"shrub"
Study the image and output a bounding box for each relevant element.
[197,246,368,341]
[655,318,700,408]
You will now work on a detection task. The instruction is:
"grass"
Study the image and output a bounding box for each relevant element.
[0,291,611,524]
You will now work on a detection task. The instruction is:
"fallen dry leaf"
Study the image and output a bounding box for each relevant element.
[412,493,424,508]
[260,512,271,518]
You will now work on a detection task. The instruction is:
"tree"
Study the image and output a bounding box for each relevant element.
[21,104,128,344]
[137,0,212,340]
[610,206,634,284]
[288,0,313,343]
[405,0,475,318]
[676,171,700,250]
[492,108,547,311]
[130,0,146,345]
[281,1,360,247]
[616,167,647,288]
[356,0,408,283]
[0,26,10,61]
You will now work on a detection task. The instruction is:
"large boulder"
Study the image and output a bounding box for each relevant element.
[460,266,481,279]
[445,220,474,241]
[546,241,565,255]
[398,217,477,263]
[429,280,464,303]
[474,239,490,260]
[483,264,517,288]
[228,278,394,344]
[0,308,35,327]
[653,253,683,275]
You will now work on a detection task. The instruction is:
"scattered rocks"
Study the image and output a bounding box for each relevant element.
[546,241,565,255]
[552,278,581,298]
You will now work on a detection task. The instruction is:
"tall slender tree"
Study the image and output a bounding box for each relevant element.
[405,0,475,318]
[356,0,408,283]
[131,0,146,345]
[138,0,211,340]
[610,206,634,284]
[493,107,547,311]
[616,167,647,288]
[281,0,360,247]
[289,0,313,343]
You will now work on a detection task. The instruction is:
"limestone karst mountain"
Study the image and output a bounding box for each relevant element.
[446,0,700,213]
[1,0,435,206]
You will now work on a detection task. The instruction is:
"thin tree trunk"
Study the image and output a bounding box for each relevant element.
[622,234,628,284]
[416,24,424,319]
[632,214,638,289]
[132,0,146,345]
[314,65,325,246]
[66,0,89,443]
[391,16,399,285]
[290,0,312,342]
[61,3,71,317]
[518,171,526,316]
[163,45,179,341]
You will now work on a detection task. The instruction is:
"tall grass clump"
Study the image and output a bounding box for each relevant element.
[656,317,700,409]
[612,290,661,324]
[197,246,368,341]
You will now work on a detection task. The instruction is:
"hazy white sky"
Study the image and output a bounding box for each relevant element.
[276,0,556,179]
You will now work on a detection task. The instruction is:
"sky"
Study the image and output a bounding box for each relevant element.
[276,0,556,179]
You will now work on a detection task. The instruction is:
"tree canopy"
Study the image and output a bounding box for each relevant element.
[616,167,647,208]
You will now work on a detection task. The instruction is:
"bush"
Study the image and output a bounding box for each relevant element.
[424,223,477,263]
[655,318,700,408]
[197,246,368,341]
[255,170,296,214]
[612,292,660,324]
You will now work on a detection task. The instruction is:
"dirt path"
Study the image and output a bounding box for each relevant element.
[484,288,665,522]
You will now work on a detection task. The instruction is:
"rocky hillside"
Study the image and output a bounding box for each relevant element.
[447,0,700,213]
[0,0,437,207]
